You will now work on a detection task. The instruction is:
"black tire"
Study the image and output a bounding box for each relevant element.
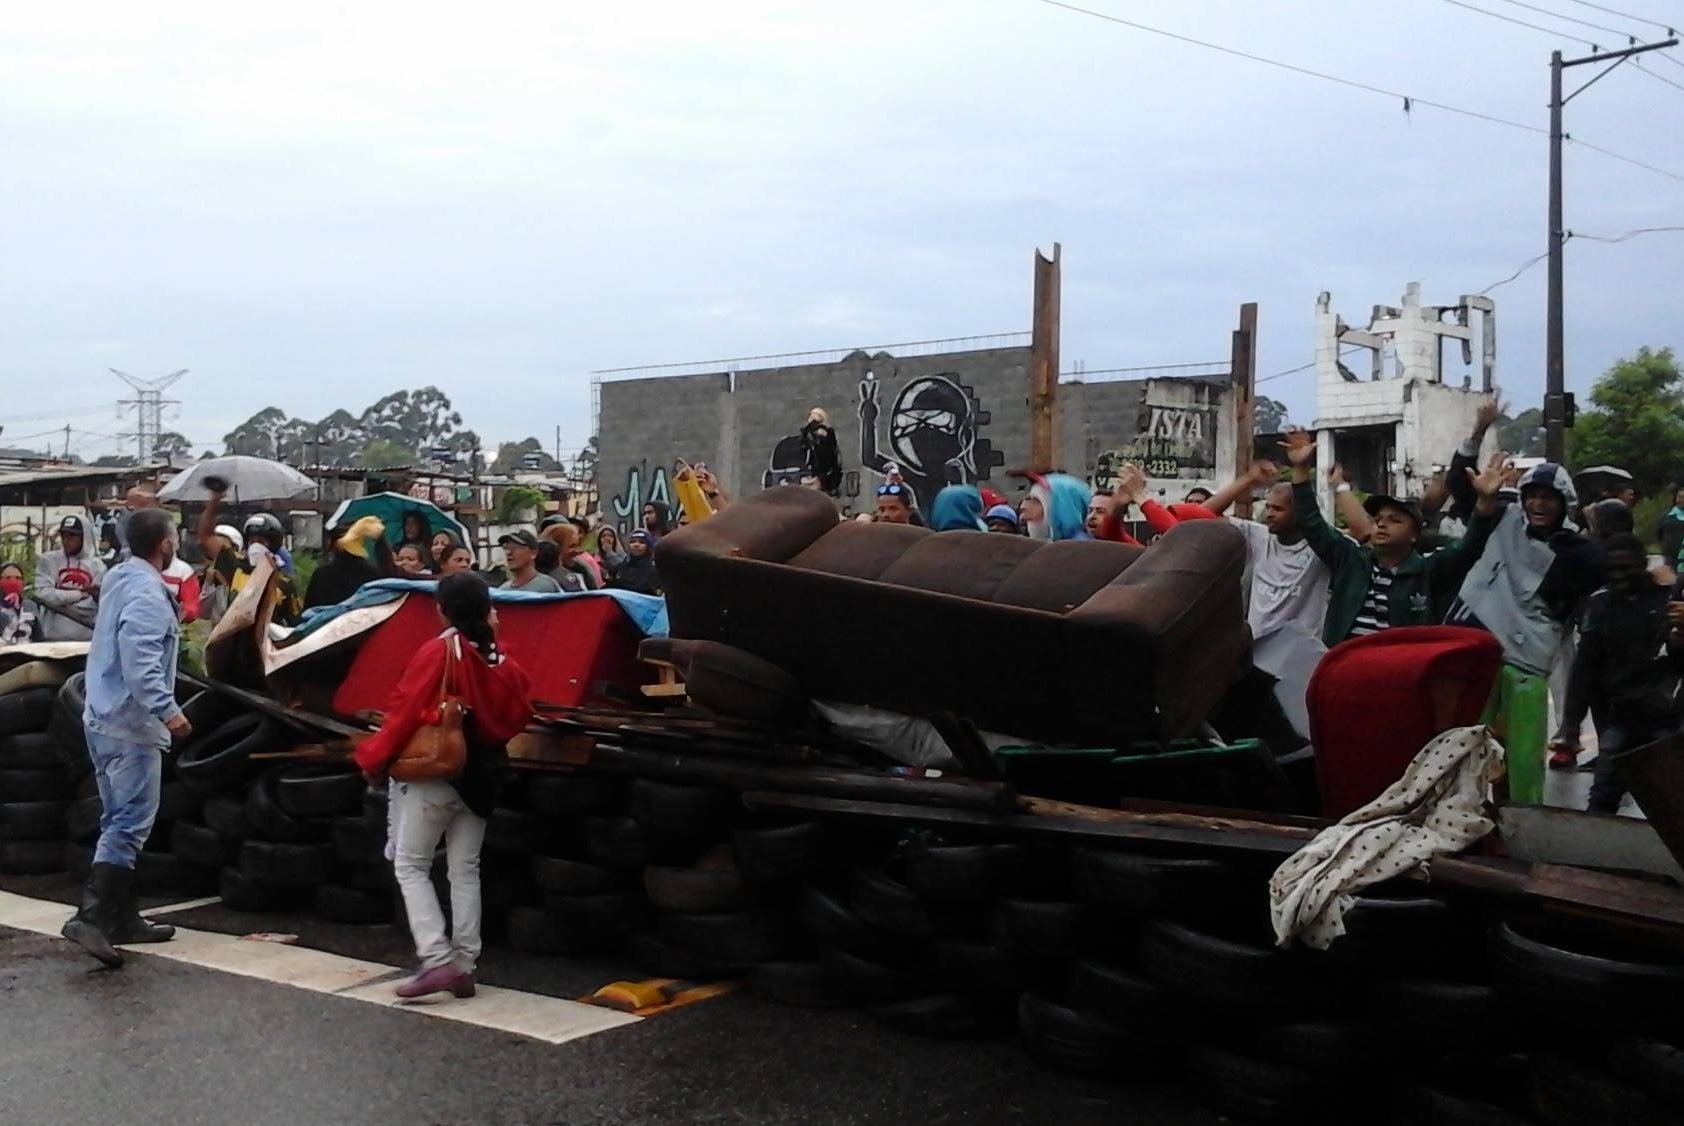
[1610,1037,1684,1105]
[64,841,92,881]
[541,892,646,948]
[171,820,241,869]
[345,863,398,894]
[483,807,543,854]
[0,688,56,735]
[219,865,305,912]
[1494,921,1684,1034]
[0,767,69,803]
[991,899,1087,957]
[658,908,796,966]
[506,905,566,956]
[526,774,625,818]
[1016,992,1137,1077]
[905,841,1025,903]
[274,768,365,820]
[932,939,1048,999]
[1140,919,1319,1012]
[1066,959,1170,1026]
[1182,1042,1318,1124]
[819,945,923,1004]
[73,772,99,799]
[155,780,201,826]
[1371,978,1499,1053]
[202,796,252,839]
[49,674,90,778]
[0,732,61,769]
[801,887,898,961]
[64,794,101,843]
[0,800,67,841]
[1394,1085,1531,1126]
[136,850,215,895]
[1324,894,1466,977]
[179,690,239,738]
[630,779,739,836]
[314,883,395,926]
[1072,847,1235,920]
[872,993,1014,1040]
[245,769,330,844]
[583,817,665,869]
[644,864,753,914]
[241,838,337,886]
[1247,1019,1380,1074]
[1530,1053,1660,1126]
[0,838,65,874]
[331,817,387,867]
[748,960,854,1008]
[851,866,937,938]
[731,821,831,884]
[176,713,279,797]
[627,932,738,980]
[532,855,623,896]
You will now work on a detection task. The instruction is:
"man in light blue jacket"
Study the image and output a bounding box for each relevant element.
[61,508,192,967]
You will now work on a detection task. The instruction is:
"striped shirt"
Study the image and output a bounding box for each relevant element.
[1349,563,1394,636]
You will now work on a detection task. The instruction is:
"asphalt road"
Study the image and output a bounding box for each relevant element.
[0,875,1219,1126]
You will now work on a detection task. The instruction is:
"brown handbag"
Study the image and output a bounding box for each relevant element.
[389,634,470,783]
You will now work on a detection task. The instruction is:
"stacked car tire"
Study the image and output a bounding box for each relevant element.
[0,668,76,875]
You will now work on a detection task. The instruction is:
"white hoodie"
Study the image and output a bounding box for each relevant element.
[34,518,106,641]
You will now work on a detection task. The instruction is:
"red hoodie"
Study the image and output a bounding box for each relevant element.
[352,633,533,775]
[1140,500,1221,537]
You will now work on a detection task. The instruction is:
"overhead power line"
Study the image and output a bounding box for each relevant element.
[1440,0,1602,47]
[1631,58,1684,90]
[1035,0,1684,181]
[1490,0,1637,39]
[1559,0,1678,34]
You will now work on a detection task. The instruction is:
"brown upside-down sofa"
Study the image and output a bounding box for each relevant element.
[652,488,1251,746]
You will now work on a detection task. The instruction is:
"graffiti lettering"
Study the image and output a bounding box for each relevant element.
[1147,406,1205,447]
[610,461,671,534]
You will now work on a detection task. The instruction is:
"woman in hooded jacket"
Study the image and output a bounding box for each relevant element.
[930,485,987,532]
[595,526,628,581]
[609,530,661,595]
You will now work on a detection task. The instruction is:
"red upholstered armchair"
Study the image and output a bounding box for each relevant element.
[1307,626,1503,818]
[653,487,1251,746]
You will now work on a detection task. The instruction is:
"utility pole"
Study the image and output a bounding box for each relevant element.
[112,368,188,463]
[1544,38,1676,463]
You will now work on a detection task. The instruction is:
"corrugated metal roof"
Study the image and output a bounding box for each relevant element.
[0,463,165,488]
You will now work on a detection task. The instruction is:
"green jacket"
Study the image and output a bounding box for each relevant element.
[1292,479,1495,647]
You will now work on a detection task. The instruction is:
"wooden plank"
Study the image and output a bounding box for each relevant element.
[1028,243,1061,471]
[182,672,368,739]
[562,744,1015,813]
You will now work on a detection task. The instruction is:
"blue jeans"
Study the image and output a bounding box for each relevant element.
[87,729,163,869]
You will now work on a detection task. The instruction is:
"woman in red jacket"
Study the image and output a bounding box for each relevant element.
[353,573,532,1000]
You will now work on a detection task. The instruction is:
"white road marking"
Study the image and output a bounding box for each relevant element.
[145,895,224,915]
[0,890,640,1045]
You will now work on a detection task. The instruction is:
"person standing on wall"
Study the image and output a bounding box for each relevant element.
[352,572,532,999]
[61,508,189,967]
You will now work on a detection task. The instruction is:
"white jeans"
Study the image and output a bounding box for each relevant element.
[391,780,486,973]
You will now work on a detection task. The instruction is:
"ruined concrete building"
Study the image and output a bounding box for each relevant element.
[1311,282,1496,514]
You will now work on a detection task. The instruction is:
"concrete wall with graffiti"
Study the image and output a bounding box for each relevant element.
[597,347,1240,529]
[597,348,1031,527]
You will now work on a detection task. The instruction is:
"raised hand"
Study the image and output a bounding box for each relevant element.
[1468,451,1512,498]
[1280,428,1315,468]
[1114,462,1148,505]
[1251,459,1280,486]
[1326,463,1348,488]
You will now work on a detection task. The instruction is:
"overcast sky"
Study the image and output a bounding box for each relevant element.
[3,0,1679,462]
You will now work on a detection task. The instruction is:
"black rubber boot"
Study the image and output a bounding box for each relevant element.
[109,870,175,945]
[60,862,127,968]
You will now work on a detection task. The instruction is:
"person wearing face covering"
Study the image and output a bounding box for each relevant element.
[35,515,106,641]
[0,562,38,644]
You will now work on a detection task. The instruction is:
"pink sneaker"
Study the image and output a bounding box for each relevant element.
[396,965,475,999]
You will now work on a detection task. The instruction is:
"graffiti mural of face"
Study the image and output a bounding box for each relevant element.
[890,376,975,484]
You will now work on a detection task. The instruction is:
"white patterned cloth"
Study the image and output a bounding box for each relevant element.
[1269,725,1503,949]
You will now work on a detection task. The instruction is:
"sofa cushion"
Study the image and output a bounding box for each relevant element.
[788,521,928,582]
[874,532,1041,603]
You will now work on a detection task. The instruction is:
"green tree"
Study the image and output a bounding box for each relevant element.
[358,439,415,469]
[1497,408,1546,458]
[223,406,289,458]
[491,437,560,474]
[1567,347,1684,501]
[152,431,192,463]
[1254,397,1290,434]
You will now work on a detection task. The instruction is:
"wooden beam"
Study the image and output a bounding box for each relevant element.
[1228,302,1258,505]
[1028,242,1061,471]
